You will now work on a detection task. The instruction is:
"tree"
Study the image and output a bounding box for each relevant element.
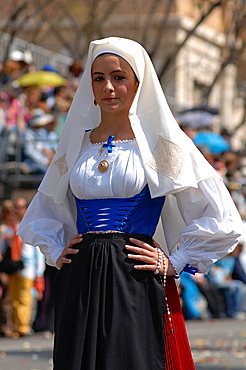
[157,0,226,79]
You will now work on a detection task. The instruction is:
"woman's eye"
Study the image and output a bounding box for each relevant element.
[93,76,103,81]
[115,75,125,80]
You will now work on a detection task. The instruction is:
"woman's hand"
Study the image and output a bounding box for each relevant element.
[56,234,83,270]
[125,237,176,276]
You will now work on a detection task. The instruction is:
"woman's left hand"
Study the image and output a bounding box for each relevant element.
[125,237,176,276]
[125,237,158,272]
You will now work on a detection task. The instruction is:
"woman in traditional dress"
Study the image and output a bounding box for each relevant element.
[18,37,242,370]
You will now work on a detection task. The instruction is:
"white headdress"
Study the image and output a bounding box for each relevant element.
[39,37,218,204]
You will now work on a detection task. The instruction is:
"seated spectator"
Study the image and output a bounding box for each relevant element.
[53,85,74,137]
[24,86,43,113]
[8,198,45,337]
[193,273,226,318]
[0,201,23,286]
[231,243,246,313]
[239,221,246,273]
[68,59,83,78]
[207,253,246,318]
[232,244,246,284]
[33,264,57,333]
[0,92,11,135]
[0,200,17,337]
[0,49,33,87]
[179,122,198,140]
[227,181,246,220]
[180,272,209,320]
[22,109,58,174]
[68,59,84,90]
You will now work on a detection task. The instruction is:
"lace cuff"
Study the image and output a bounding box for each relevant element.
[39,243,63,268]
[169,249,189,274]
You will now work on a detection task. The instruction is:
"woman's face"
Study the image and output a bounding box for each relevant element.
[91,54,138,115]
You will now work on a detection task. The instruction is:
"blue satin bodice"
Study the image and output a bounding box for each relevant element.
[74,185,165,236]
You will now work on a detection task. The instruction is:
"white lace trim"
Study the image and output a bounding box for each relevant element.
[90,138,136,146]
[169,248,189,274]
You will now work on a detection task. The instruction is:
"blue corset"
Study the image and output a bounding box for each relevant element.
[74,185,165,236]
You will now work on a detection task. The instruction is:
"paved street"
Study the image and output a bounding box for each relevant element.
[0,331,53,370]
[0,319,245,369]
[188,319,246,370]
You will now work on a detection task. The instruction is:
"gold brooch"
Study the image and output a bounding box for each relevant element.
[98,159,110,173]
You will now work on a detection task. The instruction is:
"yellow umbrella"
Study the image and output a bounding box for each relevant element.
[17,71,66,87]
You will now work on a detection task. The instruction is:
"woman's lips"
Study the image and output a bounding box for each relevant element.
[102,97,117,101]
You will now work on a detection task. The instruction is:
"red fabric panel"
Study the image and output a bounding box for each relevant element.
[164,277,195,370]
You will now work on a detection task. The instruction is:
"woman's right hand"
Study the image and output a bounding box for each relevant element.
[56,234,83,270]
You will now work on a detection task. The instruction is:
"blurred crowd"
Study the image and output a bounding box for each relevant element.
[0,49,80,175]
[178,110,246,321]
[0,49,80,338]
[0,48,245,339]
[0,197,57,338]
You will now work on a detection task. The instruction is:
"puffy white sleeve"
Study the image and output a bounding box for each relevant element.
[168,178,242,274]
[17,189,77,268]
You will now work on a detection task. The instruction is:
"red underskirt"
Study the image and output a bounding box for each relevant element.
[164,277,195,370]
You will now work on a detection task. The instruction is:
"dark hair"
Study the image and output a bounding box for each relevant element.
[93,53,139,83]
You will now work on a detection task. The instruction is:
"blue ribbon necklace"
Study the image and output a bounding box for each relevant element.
[98,135,115,173]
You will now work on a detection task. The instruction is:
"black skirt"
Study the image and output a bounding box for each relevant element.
[54,233,165,370]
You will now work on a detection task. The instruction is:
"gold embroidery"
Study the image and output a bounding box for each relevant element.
[146,136,184,179]
[55,154,68,176]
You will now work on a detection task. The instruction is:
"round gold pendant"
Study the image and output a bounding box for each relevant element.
[98,159,109,173]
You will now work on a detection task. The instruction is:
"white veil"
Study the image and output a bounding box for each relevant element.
[39,37,218,206]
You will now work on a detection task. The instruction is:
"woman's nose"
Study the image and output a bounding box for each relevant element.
[103,79,114,92]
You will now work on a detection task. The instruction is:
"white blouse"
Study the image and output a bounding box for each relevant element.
[18,132,242,273]
[70,131,146,199]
